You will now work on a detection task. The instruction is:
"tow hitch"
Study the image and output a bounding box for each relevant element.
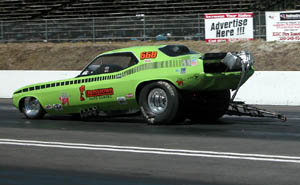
[227,101,287,122]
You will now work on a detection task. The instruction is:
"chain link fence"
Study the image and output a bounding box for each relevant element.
[0,12,266,42]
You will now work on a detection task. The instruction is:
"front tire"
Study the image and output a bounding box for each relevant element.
[138,81,182,125]
[22,97,45,119]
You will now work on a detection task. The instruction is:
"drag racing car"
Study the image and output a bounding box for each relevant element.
[12,45,286,124]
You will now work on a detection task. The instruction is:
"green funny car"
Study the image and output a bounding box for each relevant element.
[13,44,268,124]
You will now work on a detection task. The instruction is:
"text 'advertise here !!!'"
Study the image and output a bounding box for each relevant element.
[204,13,254,42]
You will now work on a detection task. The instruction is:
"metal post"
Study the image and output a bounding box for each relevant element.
[92,17,95,42]
[143,16,146,41]
[258,11,261,39]
[1,21,3,41]
[45,19,48,41]
[136,14,145,41]
[254,11,262,38]
[198,13,200,41]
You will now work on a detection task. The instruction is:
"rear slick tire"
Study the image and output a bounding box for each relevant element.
[188,90,230,123]
[139,81,182,125]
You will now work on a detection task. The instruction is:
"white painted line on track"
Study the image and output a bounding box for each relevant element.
[1,138,300,164]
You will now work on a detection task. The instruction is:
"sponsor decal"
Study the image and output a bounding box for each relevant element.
[86,88,113,97]
[79,85,114,101]
[88,95,112,100]
[176,79,184,86]
[53,104,62,111]
[191,58,198,66]
[59,93,70,106]
[144,59,152,63]
[126,93,134,98]
[176,69,180,73]
[80,85,85,101]
[140,51,158,60]
[117,97,127,105]
[116,74,122,79]
[181,68,186,74]
[45,104,53,110]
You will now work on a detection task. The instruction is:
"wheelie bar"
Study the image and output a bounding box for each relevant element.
[226,101,287,122]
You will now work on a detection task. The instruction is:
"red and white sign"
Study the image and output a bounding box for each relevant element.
[266,11,300,42]
[205,12,254,43]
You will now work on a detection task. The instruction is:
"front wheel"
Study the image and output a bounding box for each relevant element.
[138,81,182,125]
[22,97,45,119]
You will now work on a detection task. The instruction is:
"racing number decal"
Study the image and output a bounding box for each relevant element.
[140,51,157,60]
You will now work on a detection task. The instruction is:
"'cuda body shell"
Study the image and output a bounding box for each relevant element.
[12,45,254,114]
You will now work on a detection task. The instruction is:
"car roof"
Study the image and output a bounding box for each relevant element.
[100,45,166,55]
[96,45,200,60]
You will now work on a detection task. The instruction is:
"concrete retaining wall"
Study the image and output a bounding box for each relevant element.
[235,71,299,105]
[0,70,80,99]
[0,70,298,105]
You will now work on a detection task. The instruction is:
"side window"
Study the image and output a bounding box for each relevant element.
[80,52,138,76]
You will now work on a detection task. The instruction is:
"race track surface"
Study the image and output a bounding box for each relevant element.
[0,98,300,185]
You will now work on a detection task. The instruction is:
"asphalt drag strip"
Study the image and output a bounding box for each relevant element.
[0,105,17,111]
[1,101,300,185]
[1,138,300,164]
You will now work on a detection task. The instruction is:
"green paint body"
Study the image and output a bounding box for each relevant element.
[12,45,254,114]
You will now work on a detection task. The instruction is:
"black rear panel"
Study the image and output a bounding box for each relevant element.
[202,52,240,73]
[202,53,227,60]
[204,63,228,73]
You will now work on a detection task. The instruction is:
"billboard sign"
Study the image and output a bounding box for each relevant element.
[266,11,300,41]
[204,12,254,43]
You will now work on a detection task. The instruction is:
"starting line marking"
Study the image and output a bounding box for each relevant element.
[0,138,300,164]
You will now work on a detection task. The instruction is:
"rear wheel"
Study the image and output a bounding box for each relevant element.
[187,90,230,122]
[22,97,45,119]
[138,81,182,125]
